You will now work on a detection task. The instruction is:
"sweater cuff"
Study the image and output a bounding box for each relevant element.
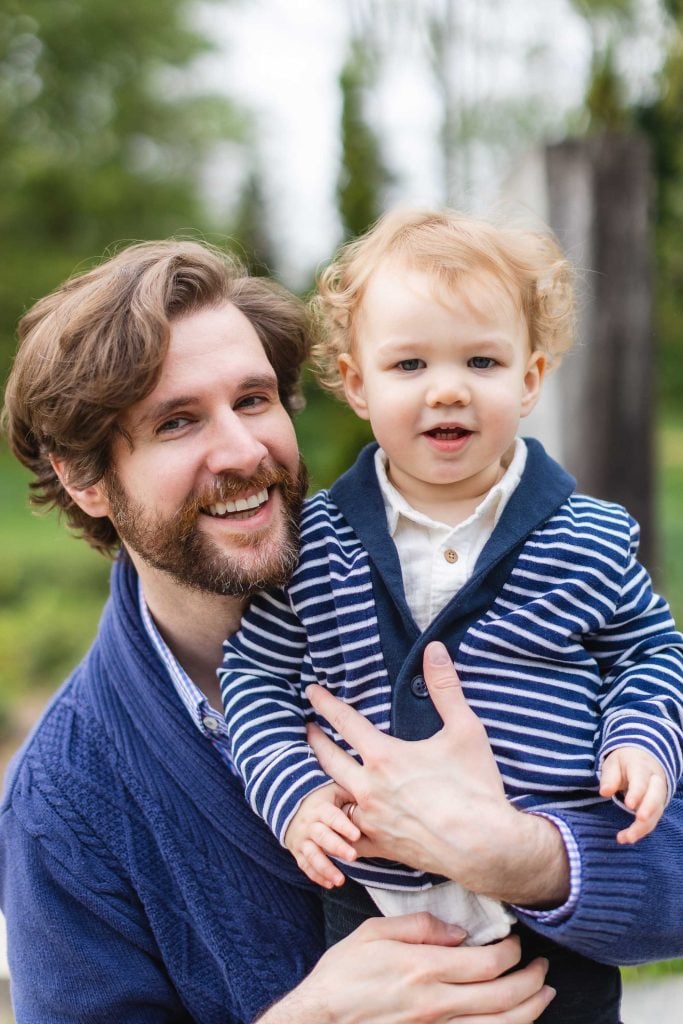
[513,809,647,962]
[511,812,580,923]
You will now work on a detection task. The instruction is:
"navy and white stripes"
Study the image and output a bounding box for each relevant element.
[220,480,683,891]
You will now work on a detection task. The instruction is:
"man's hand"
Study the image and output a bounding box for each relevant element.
[600,745,668,844]
[258,915,555,1024]
[306,641,570,907]
[283,782,360,888]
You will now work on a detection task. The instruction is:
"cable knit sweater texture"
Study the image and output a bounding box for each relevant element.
[0,557,324,1024]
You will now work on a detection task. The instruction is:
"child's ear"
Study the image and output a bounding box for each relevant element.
[338,353,370,420]
[520,350,547,417]
[50,455,111,518]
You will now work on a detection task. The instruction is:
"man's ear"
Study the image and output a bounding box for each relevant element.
[520,350,547,418]
[338,353,370,421]
[50,456,111,518]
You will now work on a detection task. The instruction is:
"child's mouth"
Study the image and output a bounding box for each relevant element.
[425,427,472,440]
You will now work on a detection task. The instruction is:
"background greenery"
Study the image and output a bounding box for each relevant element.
[1,0,682,990]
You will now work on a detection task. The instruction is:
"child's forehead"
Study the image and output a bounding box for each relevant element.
[362,256,524,320]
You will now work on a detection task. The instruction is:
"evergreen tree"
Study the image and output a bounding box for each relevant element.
[336,35,392,240]
[0,0,243,376]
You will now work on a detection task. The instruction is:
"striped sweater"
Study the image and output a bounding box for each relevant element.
[220,440,683,890]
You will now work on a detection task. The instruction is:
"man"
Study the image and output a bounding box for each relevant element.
[0,240,676,1023]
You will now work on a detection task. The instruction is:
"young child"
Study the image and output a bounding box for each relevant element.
[219,209,683,953]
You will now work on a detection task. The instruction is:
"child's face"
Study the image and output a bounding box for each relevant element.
[339,260,545,514]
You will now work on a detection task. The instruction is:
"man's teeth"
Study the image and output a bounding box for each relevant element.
[206,488,269,517]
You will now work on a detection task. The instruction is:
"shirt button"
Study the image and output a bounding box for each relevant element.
[410,674,429,698]
[443,548,459,564]
[203,716,220,732]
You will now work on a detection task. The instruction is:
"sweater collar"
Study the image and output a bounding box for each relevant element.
[96,555,309,886]
[331,438,575,604]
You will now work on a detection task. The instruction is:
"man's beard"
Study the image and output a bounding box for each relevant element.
[104,460,308,597]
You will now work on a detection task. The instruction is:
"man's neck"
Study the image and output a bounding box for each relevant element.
[132,555,245,710]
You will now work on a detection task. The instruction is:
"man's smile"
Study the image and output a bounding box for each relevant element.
[204,487,270,519]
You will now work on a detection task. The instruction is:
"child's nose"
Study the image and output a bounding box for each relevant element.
[426,374,470,407]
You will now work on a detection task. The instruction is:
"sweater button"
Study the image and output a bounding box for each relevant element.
[410,674,429,698]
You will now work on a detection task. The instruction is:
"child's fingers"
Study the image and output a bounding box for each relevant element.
[616,818,649,845]
[318,801,361,843]
[617,774,667,844]
[298,838,346,888]
[634,773,667,828]
[309,821,358,863]
[599,755,626,799]
[622,764,651,812]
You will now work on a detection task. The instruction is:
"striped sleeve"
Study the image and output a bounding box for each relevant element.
[590,514,683,800]
[218,588,330,844]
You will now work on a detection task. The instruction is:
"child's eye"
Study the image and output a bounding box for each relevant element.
[468,356,497,369]
[396,358,425,372]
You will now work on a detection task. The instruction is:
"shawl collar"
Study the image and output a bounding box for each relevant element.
[89,555,309,885]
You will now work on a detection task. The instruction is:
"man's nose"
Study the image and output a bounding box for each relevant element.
[425,373,470,408]
[204,411,269,478]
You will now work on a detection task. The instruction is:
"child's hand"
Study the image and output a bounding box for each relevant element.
[600,746,668,844]
[283,782,362,888]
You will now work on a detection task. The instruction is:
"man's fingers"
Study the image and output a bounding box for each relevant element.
[357,911,468,948]
[306,722,366,795]
[307,684,387,760]
[422,642,471,729]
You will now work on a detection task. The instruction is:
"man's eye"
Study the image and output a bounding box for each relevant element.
[468,356,497,369]
[396,359,425,371]
[236,393,269,411]
[157,416,190,434]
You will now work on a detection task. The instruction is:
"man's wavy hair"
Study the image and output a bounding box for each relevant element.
[3,240,310,555]
[311,207,575,398]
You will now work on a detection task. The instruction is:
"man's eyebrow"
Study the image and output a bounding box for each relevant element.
[130,396,198,432]
[130,374,279,432]
[240,373,279,392]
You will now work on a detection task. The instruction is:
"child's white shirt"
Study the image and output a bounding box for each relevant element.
[374,438,527,630]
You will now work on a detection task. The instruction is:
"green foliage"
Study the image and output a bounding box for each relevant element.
[296,371,374,490]
[0,443,109,734]
[636,14,683,412]
[0,0,244,380]
[231,166,280,277]
[337,35,392,241]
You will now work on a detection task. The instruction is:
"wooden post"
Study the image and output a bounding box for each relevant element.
[505,134,657,572]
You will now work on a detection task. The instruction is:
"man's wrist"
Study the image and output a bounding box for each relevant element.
[488,809,570,908]
[256,983,330,1024]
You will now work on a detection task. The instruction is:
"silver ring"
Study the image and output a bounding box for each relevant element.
[347,802,358,822]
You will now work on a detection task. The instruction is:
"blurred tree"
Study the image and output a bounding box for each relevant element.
[568,0,636,129]
[337,33,392,240]
[637,0,683,411]
[231,165,279,277]
[0,0,244,379]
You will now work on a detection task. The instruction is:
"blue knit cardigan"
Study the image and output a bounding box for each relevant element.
[0,557,324,1024]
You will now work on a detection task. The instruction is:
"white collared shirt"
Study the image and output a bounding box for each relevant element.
[374,438,527,630]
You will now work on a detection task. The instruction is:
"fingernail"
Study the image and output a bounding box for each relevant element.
[446,923,468,939]
[427,641,450,665]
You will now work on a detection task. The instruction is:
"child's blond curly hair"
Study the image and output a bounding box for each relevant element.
[311,207,575,398]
